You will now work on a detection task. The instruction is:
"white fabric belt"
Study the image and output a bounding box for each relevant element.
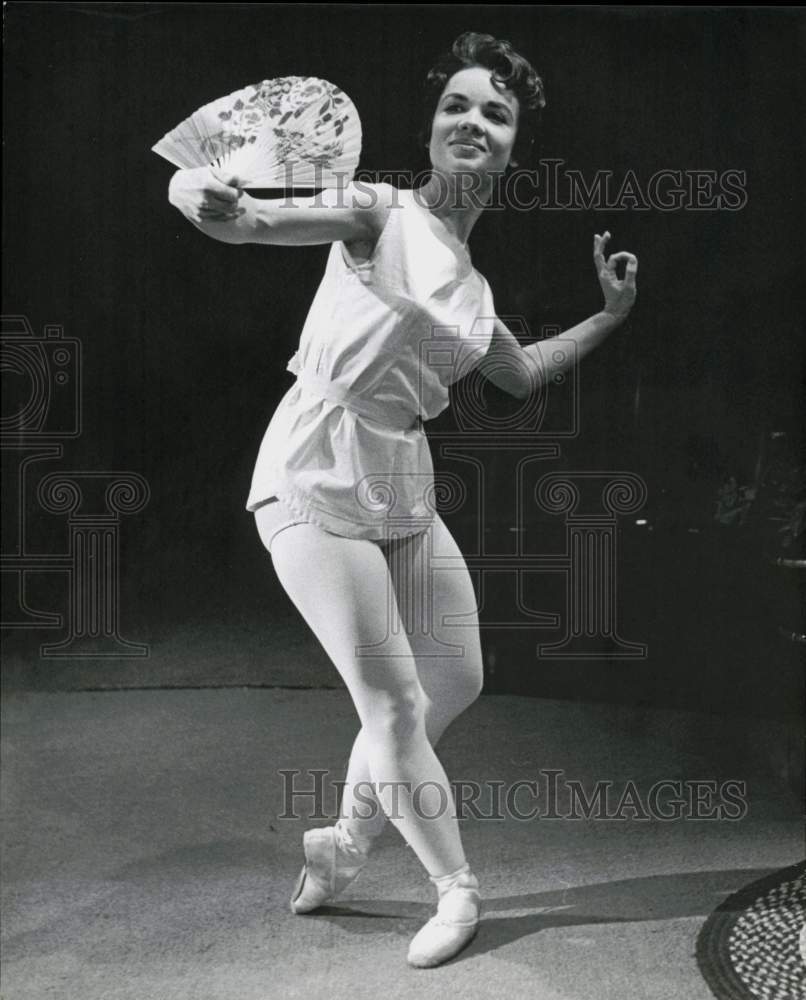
[286,353,421,431]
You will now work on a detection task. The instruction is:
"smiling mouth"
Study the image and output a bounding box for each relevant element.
[451,140,485,151]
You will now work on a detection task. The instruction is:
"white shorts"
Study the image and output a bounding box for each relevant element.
[253,497,398,555]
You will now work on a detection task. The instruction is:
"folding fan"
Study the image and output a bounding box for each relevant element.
[152,76,362,187]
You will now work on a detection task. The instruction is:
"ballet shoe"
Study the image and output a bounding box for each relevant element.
[407,867,480,968]
[290,826,370,914]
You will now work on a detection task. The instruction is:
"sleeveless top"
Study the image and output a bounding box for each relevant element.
[244,184,496,541]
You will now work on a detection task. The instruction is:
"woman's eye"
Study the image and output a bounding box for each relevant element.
[441,103,507,124]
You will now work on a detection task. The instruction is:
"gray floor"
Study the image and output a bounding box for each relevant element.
[1,688,802,1000]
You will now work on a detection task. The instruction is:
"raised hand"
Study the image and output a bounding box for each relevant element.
[594,232,638,321]
[168,166,244,224]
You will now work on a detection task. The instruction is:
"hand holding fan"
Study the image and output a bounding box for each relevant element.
[152,76,362,188]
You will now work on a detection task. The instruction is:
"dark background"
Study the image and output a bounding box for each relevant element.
[2,4,803,717]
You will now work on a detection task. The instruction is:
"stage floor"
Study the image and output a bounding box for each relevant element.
[1,688,801,1000]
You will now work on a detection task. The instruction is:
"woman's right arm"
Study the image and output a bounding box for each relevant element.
[167,167,390,246]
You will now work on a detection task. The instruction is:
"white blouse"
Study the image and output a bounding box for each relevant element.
[245,184,496,541]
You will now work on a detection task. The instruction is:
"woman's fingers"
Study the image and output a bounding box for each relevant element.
[595,244,639,281]
[208,167,243,200]
[198,207,239,221]
[206,185,241,206]
[593,231,610,272]
[605,251,639,284]
[202,193,240,211]
[592,235,638,316]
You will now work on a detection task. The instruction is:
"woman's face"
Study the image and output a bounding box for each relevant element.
[428,65,520,178]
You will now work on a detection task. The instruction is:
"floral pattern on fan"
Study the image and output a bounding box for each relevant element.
[152,74,362,187]
[201,77,352,171]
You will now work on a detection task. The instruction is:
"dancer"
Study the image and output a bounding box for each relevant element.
[167,31,637,968]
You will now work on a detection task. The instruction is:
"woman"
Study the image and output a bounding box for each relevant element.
[167,31,637,968]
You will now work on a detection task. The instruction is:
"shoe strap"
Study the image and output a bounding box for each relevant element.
[334,820,374,861]
[430,863,478,897]
[435,885,480,923]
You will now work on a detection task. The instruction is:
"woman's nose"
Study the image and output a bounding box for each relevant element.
[457,111,484,134]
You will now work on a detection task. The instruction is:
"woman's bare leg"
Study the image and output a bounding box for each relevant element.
[337,513,484,844]
[268,521,467,878]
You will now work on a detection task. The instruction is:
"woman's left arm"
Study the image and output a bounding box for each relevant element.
[477,232,638,399]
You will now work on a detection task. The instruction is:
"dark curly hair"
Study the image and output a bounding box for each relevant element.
[418,31,546,168]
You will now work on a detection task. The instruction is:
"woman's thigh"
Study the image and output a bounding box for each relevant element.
[383,514,484,733]
[265,520,425,728]
[254,498,312,555]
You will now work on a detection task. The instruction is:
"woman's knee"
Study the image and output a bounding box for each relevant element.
[363,683,427,745]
